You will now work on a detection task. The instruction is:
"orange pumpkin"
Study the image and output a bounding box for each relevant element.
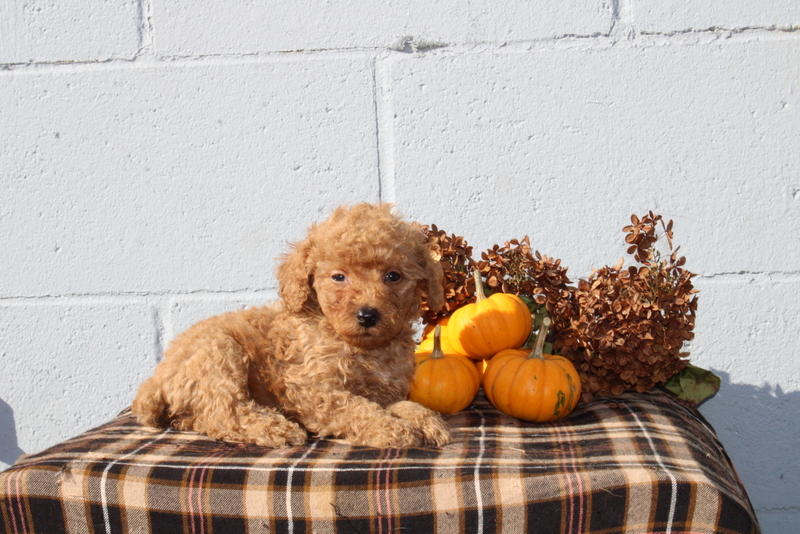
[447,270,532,359]
[416,317,462,356]
[482,317,581,422]
[409,325,481,414]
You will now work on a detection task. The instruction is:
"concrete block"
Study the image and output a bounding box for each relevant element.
[0,299,158,469]
[387,40,800,277]
[755,509,800,534]
[0,0,140,64]
[0,57,379,298]
[153,0,612,56]
[631,0,800,33]
[691,276,800,385]
[163,292,278,345]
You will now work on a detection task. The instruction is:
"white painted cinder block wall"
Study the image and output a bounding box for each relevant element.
[1,1,798,531]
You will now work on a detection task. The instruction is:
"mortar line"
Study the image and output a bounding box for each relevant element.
[135,0,156,58]
[150,306,165,364]
[370,56,383,202]
[3,271,799,303]
[373,52,397,204]
[3,26,796,73]
[0,289,278,304]
[696,271,800,280]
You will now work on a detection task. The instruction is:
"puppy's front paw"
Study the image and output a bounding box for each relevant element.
[388,401,451,446]
[273,423,309,447]
[234,412,309,447]
[349,415,424,448]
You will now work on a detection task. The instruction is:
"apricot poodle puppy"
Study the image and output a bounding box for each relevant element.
[132,203,450,448]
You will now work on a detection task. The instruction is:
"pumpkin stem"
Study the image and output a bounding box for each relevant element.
[472,269,487,302]
[530,317,551,359]
[431,324,445,359]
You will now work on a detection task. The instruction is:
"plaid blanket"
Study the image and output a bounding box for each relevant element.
[1,390,759,534]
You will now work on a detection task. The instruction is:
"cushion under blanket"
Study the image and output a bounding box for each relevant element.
[1,389,760,533]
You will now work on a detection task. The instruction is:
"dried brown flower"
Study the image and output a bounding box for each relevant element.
[476,213,698,403]
[478,236,571,304]
[419,224,477,324]
[550,212,698,402]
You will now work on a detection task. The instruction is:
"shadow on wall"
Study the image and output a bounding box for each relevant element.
[704,370,800,439]
[700,371,800,509]
[0,397,26,468]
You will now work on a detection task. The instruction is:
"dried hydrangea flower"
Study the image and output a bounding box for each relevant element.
[419,224,477,324]
[475,214,697,402]
[551,213,698,401]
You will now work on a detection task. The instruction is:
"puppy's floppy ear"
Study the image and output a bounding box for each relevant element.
[276,237,318,314]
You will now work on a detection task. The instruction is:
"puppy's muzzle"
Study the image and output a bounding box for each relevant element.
[356,307,381,328]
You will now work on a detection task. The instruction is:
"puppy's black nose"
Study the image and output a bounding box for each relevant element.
[356,307,381,328]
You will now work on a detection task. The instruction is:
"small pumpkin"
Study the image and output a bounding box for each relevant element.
[409,325,481,414]
[446,270,532,359]
[416,317,462,356]
[482,317,581,422]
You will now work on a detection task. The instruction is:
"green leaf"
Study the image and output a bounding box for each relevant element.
[663,364,721,405]
[518,294,537,313]
[518,295,552,350]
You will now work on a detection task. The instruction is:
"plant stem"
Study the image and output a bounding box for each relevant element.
[432,324,444,359]
[531,317,551,359]
[473,269,487,301]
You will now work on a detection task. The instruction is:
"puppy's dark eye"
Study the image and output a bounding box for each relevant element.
[331,273,347,283]
[384,271,402,283]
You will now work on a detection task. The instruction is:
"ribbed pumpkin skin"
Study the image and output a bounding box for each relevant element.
[446,293,532,359]
[409,351,480,414]
[482,348,581,422]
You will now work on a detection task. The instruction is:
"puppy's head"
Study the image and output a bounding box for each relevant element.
[277,203,444,349]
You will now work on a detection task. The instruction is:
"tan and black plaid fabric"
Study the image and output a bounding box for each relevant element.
[1,390,759,533]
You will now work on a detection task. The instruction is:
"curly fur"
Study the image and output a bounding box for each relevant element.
[132,203,450,447]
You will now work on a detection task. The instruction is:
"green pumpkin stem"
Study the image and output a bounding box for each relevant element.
[530,317,551,360]
[472,269,487,302]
